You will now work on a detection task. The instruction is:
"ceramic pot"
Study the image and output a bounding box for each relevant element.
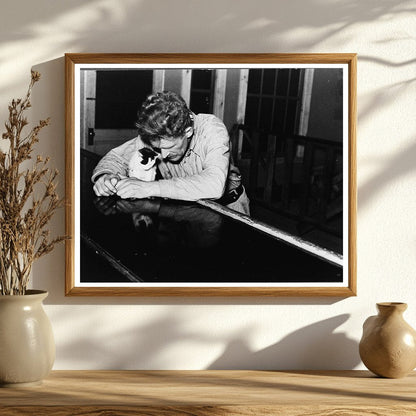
[359,302,416,378]
[0,290,55,387]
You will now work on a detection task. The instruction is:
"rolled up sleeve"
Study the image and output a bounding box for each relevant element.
[91,138,138,182]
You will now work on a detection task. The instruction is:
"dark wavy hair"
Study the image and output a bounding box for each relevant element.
[136,91,193,145]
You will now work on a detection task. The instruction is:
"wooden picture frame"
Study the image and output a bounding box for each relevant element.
[65,53,356,296]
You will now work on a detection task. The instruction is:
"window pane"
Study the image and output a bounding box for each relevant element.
[259,97,273,131]
[191,70,213,90]
[190,92,211,114]
[95,70,153,129]
[244,96,259,128]
[276,69,289,96]
[247,69,262,94]
[262,69,276,95]
[286,100,298,134]
[289,69,301,96]
[272,99,286,133]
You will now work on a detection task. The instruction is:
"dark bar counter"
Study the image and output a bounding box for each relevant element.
[81,150,342,284]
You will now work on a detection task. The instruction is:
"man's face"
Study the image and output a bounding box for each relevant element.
[151,127,193,163]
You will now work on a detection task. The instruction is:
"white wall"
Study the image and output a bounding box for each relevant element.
[1,0,415,370]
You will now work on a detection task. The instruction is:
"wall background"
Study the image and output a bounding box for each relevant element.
[0,0,415,370]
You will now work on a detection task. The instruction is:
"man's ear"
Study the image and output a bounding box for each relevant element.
[184,126,193,139]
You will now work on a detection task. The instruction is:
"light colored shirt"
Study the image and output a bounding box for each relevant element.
[92,114,240,201]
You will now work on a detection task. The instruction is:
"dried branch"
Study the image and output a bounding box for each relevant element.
[0,71,67,295]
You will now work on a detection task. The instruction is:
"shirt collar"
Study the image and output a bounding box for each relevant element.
[185,112,198,156]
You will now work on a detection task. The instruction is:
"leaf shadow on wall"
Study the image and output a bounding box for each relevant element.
[358,140,416,210]
[53,307,359,370]
[0,0,414,97]
[207,314,360,370]
[53,311,215,369]
[1,0,413,52]
[356,55,416,211]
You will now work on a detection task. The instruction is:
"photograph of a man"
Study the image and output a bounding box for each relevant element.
[91,91,250,215]
[75,63,348,287]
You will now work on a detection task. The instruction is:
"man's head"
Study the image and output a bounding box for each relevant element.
[136,91,194,163]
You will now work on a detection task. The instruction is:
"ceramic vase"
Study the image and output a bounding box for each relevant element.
[359,302,416,378]
[0,290,55,387]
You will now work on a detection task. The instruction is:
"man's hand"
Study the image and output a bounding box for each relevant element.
[93,174,121,197]
[116,178,160,200]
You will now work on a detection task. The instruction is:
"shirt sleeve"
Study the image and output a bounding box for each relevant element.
[157,116,230,201]
[91,138,138,182]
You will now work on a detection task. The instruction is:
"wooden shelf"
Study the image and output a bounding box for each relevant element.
[1,370,415,415]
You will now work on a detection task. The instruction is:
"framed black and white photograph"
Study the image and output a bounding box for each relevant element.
[65,53,356,296]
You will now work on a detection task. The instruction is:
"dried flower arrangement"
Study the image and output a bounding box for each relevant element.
[0,71,66,295]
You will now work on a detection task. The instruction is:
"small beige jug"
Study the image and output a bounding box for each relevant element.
[359,302,416,378]
[0,290,55,387]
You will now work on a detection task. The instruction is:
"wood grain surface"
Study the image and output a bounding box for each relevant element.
[1,370,415,415]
